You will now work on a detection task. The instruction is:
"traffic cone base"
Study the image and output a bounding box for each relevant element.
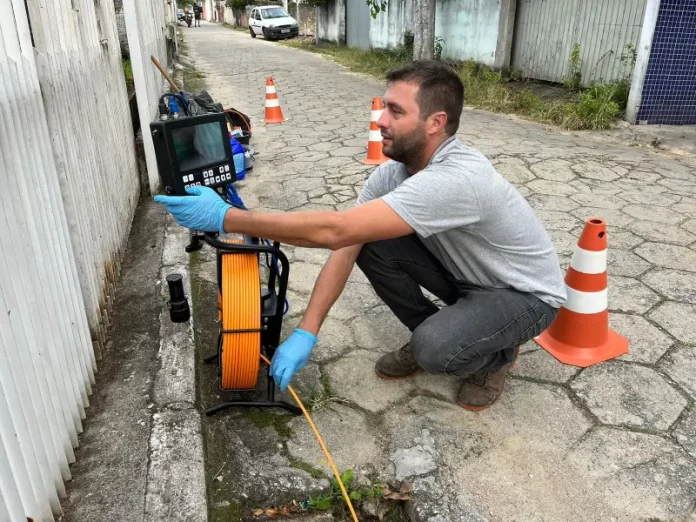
[360,158,387,165]
[535,310,628,367]
[360,141,388,165]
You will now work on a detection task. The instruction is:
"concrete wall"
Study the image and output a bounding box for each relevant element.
[291,2,317,35]
[319,0,507,67]
[369,0,412,50]
[317,0,346,44]
[436,0,501,65]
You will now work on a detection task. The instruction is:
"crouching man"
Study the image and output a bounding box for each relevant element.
[155,60,566,411]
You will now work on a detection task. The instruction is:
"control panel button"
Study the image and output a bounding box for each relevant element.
[219,166,224,173]
[214,176,220,183]
[196,182,201,186]
[224,165,230,172]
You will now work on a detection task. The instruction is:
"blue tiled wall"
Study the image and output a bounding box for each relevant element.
[637,0,696,125]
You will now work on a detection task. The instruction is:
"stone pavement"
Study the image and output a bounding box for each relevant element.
[184,23,696,521]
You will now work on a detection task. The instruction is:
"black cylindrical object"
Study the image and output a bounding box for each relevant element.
[166,273,190,323]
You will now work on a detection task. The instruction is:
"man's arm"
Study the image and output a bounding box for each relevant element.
[297,244,362,335]
[268,244,362,390]
[222,198,413,250]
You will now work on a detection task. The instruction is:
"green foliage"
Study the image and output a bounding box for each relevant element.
[121,60,135,92]
[564,43,583,89]
[305,469,384,512]
[366,0,388,19]
[225,0,249,9]
[619,42,637,80]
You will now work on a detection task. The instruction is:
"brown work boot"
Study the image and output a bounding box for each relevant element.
[457,347,519,411]
[375,343,422,380]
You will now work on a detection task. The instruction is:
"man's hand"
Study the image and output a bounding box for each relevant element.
[154,186,231,233]
[270,329,317,391]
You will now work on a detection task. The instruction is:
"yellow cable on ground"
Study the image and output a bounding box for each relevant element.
[221,240,261,389]
[260,353,359,522]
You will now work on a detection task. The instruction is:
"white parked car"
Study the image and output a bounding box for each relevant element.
[249,5,299,40]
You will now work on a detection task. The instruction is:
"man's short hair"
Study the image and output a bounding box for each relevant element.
[386,60,464,136]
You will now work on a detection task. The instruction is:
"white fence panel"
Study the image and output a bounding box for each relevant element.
[0,0,164,518]
[123,0,174,195]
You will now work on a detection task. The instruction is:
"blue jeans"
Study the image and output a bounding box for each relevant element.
[356,235,558,377]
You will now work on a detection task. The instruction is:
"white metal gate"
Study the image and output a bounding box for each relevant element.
[512,0,647,84]
[0,0,170,519]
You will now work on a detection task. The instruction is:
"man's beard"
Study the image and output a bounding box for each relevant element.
[382,125,427,168]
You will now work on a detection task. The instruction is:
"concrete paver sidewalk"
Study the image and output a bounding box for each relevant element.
[185,23,696,521]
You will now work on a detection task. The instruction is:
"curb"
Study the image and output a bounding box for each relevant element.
[145,214,208,521]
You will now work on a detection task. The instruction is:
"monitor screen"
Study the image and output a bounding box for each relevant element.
[172,121,228,172]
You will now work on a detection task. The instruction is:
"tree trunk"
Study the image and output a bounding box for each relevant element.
[413,0,436,60]
[282,0,288,11]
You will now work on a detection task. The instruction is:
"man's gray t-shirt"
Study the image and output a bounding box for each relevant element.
[357,137,566,308]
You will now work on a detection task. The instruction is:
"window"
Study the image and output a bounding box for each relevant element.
[261,7,289,19]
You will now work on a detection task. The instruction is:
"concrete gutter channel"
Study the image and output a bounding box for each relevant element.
[58,202,207,522]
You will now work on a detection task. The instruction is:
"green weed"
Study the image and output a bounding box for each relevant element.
[122,59,134,91]
[304,469,384,511]
[564,43,583,89]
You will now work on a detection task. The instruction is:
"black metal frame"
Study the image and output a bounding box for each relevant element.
[201,233,301,416]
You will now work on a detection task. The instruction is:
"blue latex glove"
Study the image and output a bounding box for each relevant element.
[153,186,231,234]
[270,328,317,391]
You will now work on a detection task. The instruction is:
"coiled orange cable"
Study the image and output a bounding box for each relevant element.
[220,240,261,389]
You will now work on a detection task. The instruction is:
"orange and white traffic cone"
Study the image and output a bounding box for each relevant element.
[360,97,388,165]
[535,218,628,367]
[264,77,285,124]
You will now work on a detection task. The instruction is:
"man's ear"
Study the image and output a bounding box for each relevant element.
[427,111,448,135]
